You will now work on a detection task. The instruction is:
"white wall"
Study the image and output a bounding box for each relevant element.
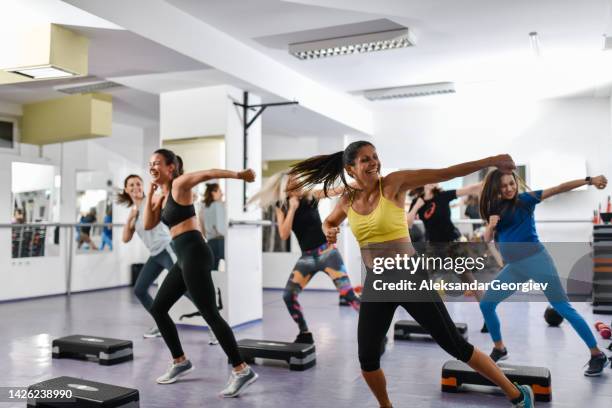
[11,162,55,193]
[0,117,149,301]
[261,132,363,290]
[374,97,612,242]
[263,132,343,161]
[159,85,264,327]
[160,86,227,140]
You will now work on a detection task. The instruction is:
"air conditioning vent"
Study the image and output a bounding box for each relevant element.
[55,80,123,95]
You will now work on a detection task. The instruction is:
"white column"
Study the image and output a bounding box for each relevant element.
[160,85,263,328]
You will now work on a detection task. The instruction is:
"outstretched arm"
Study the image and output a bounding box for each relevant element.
[541,175,607,200]
[384,155,514,197]
[456,182,484,198]
[275,197,299,241]
[176,169,255,192]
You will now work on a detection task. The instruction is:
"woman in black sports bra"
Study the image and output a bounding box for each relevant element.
[143,148,258,398]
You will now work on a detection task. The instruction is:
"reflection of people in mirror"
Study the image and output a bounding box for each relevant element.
[12,208,25,224]
[198,183,225,270]
[78,207,98,250]
[100,207,113,250]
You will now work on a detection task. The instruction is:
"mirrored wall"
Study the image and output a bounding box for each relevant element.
[11,162,60,258]
[75,171,114,253]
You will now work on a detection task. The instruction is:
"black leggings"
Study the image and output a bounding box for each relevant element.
[358,297,474,371]
[150,230,243,366]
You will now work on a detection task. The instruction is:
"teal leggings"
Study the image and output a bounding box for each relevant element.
[480,249,597,349]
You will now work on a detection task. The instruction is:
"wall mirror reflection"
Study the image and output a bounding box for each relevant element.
[11,162,60,258]
[75,171,113,253]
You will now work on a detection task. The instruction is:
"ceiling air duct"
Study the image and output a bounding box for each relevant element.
[0,24,88,84]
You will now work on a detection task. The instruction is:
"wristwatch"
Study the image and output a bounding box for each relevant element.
[585,176,592,185]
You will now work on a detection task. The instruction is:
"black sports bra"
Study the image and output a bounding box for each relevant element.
[161,191,195,228]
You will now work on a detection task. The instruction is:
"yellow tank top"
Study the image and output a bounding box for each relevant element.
[347,178,410,247]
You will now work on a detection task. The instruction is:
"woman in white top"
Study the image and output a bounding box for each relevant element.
[118,174,178,338]
[198,183,226,270]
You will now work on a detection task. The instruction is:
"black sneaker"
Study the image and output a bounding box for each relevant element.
[584,352,610,377]
[480,322,489,333]
[294,332,314,344]
[490,347,508,362]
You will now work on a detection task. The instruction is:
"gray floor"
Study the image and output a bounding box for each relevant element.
[2,288,611,407]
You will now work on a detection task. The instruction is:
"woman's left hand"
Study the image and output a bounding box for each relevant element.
[591,175,608,189]
[238,169,256,183]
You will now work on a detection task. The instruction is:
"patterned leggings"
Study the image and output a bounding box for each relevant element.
[283,243,360,332]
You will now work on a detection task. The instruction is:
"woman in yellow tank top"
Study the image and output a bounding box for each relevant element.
[289,141,534,408]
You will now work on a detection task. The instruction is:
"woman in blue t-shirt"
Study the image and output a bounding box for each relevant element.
[479,169,609,376]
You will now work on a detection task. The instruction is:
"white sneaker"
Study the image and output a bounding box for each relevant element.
[220,366,258,397]
[156,360,194,384]
[208,330,219,345]
[143,327,162,338]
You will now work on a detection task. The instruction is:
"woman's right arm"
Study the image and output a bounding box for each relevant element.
[483,215,499,243]
[143,183,162,230]
[122,206,138,243]
[406,197,424,228]
[322,195,349,244]
[275,197,299,240]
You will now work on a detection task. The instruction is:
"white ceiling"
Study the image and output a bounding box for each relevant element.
[167,0,612,100]
[3,0,612,134]
[0,24,208,128]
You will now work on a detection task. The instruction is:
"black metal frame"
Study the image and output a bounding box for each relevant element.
[234,92,298,209]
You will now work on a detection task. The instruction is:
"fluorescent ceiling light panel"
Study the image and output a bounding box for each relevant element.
[364,82,456,101]
[289,28,415,60]
[9,65,76,79]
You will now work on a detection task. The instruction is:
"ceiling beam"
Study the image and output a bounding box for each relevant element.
[62,0,373,135]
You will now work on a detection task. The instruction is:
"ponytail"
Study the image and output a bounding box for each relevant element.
[248,171,290,209]
[289,140,374,197]
[176,155,184,176]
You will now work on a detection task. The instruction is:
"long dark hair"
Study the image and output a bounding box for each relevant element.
[409,185,442,199]
[204,183,220,207]
[288,141,375,196]
[116,174,142,206]
[479,169,528,221]
[154,148,184,179]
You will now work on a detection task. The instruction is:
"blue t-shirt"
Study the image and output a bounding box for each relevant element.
[495,190,544,262]
[102,214,112,238]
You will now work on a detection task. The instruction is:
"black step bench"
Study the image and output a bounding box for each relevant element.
[441,360,552,402]
[394,320,468,340]
[27,376,139,407]
[52,335,133,365]
[236,339,316,371]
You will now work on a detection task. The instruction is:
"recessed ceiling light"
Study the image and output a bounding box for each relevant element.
[9,65,76,79]
[363,82,456,101]
[289,28,415,60]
